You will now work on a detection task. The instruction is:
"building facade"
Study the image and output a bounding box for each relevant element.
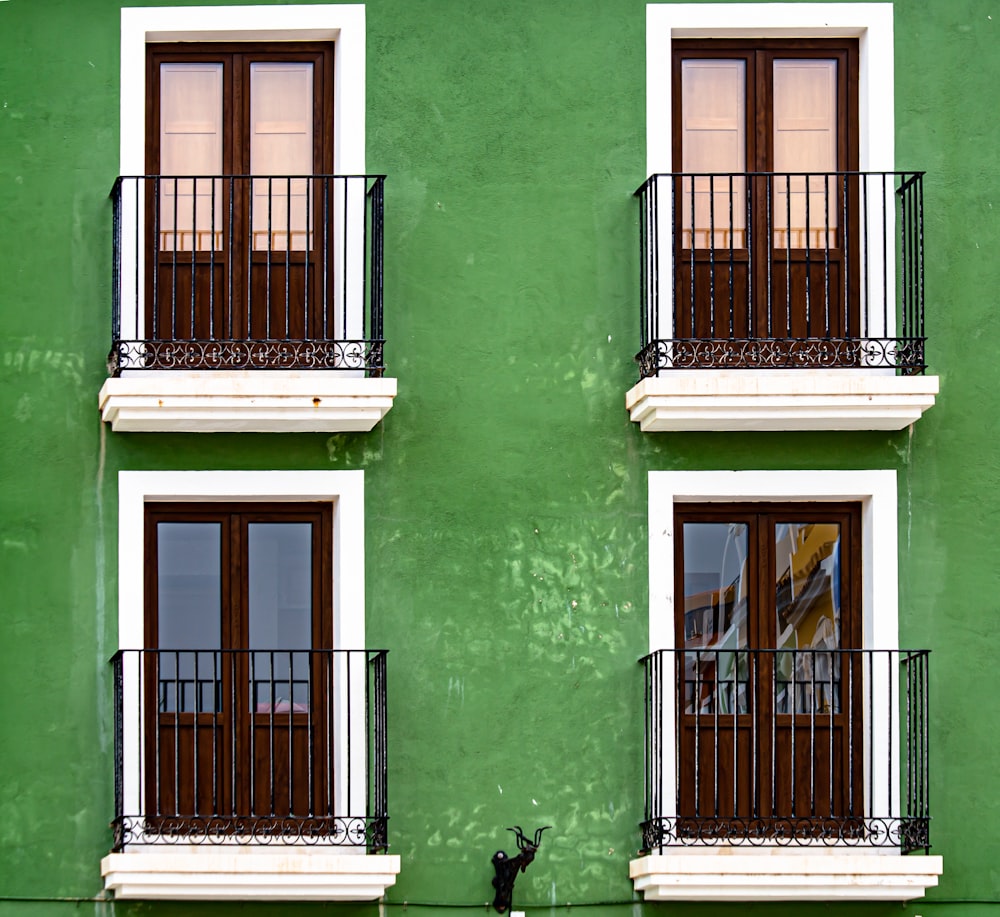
[0,0,991,913]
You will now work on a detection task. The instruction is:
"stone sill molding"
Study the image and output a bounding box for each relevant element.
[99,372,397,433]
[101,850,401,901]
[626,370,939,432]
[630,851,943,902]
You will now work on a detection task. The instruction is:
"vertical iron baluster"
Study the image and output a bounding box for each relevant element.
[728,174,735,339]
[867,651,874,820]
[304,176,312,343]
[842,174,850,339]
[193,651,199,816]
[285,178,291,340]
[247,178,254,343]
[804,173,812,337]
[708,175,716,340]
[672,651,680,846]
[172,651,180,817]
[190,176,197,339]
[789,649,796,817]
[269,650,276,815]
[287,651,294,816]
[638,181,648,356]
[249,652,257,816]
[694,649,701,819]
[322,177,329,340]
[171,178,179,342]
[766,174,773,338]
[784,172,792,339]
[346,651,353,826]
[731,649,737,820]
[152,178,160,342]
[770,646,776,819]
[828,649,834,819]
[823,174,830,336]
[307,649,314,816]
[688,176,696,339]
[847,650,854,816]
[325,645,333,816]
[861,175,869,347]
[880,177,888,344]
[713,648,719,820]
[809,649,815,817]
[211,650,218,820]
[887,651,894,837]
[342,178,349,345]
[209,177,216,339]
[227,177,234,340]
[266,178,273,340]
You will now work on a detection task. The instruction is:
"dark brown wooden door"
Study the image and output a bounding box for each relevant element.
[144,503,333,829]
[674,504,862,835]
[145,45,334,354]
[672,41,860,359]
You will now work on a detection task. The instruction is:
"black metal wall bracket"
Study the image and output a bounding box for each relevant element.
[490,825,550,914]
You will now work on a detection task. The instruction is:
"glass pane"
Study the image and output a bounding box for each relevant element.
[250,62,314,252]
[774,521,842,713]
[156,522,222,712]
[682,522,749,714]
[680,59,746,249]
[248,522,313,712]
[159,63,223,252]
[772,59,838,249]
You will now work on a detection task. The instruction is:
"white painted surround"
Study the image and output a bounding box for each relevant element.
[102,5,397,434]
[102,470,401,901]
[630,469,942,901]
[629,3,938,433]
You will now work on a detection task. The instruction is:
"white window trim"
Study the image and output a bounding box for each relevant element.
[630,4,938,434]
[648,469,898,831]
[120,4,365,177]
[646,3,894,176]
[106,470,402,899]
[634,469,942,900]
[645,3,893,330]
[106,6,397,435]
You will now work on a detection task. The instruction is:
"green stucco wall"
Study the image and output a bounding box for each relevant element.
[0,0,998,914]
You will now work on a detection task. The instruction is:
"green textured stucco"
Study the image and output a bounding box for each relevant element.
[0,0,998,913]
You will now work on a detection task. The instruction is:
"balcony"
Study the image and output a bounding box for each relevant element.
[101,648,400,901]
[98,175,396,433]
[630,648,942,902]
[626,172,939,432]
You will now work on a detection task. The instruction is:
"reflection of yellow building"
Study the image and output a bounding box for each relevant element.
[775,522,841,649]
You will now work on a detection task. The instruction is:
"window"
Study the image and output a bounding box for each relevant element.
[100,6,399,433]
[631,470,942,902]
[103,471,401,901]
[674,503,861,831]
[672,40,860,352]
[144,503,333,828]
[627,4,939,432]
[145,44,336,352]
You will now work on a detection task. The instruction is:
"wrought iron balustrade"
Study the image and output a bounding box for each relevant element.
[109,175,385,374]
[635,171,926,374]
[639,648,930,853]
[111,648,389,852]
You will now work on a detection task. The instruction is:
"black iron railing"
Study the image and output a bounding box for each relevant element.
[111,648,388,851]
[635,172,926,375]
[640,648,930,853]
[109,175,386,374]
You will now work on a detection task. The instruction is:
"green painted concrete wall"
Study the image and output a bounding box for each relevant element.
[0,0,998,913]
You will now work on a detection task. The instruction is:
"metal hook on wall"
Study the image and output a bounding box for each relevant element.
[490,825,551,914]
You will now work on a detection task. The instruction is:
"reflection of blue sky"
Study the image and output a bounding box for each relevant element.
[683,522,747,599]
